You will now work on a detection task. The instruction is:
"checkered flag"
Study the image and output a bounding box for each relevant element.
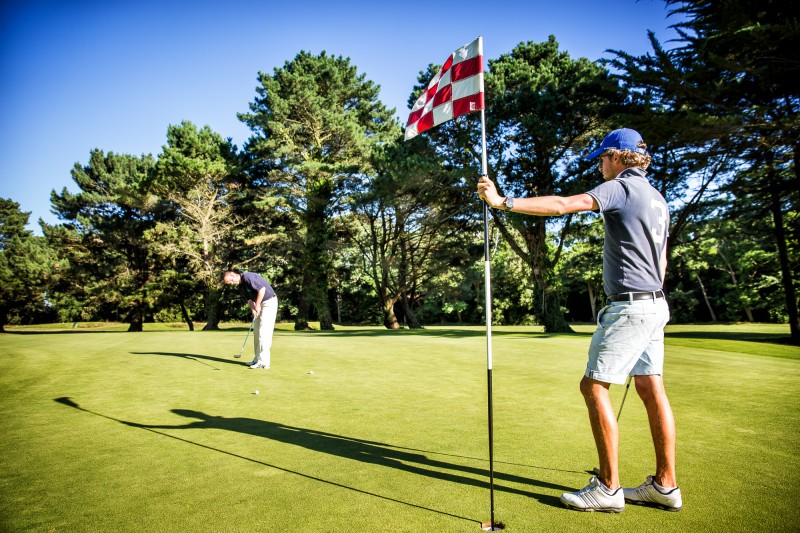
[404,37,484,140]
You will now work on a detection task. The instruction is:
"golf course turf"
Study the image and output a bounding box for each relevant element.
[1,322,797,532]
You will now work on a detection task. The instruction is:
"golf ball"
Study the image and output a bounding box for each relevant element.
[254,390,260,395]
[308,370,314,375]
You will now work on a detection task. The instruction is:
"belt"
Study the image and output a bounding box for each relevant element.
[608,290,664,302]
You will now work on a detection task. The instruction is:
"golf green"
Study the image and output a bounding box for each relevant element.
[1,323,797,531]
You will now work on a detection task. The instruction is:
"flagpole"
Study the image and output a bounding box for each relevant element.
[479,104,501,531]
[403,34,501,530]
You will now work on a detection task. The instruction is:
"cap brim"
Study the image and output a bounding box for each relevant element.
[585,147,605,161]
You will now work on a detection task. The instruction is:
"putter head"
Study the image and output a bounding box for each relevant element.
[234,353,242,358]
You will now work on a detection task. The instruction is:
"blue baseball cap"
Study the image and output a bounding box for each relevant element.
[585,128,648,160]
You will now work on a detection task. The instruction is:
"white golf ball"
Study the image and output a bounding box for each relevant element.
[308,370,314,375]
[254,390,259,395]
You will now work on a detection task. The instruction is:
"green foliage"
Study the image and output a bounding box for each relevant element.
[669,206,788,323]
[422,259,482,324]
[49,151,165,331]
[352,134,480,328]
[6,14,795,332]
[240,51,397,330]
[485,238,537,325]
[482,37,623,332]
[147,121,244,329]
[607,0,800,339]
[0,197,31,247]
[0,199,60,328]
[555,214,604,322]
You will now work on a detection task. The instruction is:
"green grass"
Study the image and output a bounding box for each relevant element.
[1,323,798,532]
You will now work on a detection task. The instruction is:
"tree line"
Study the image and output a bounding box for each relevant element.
[1,0,798,342]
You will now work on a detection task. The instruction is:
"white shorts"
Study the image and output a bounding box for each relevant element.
[586,297,670,385]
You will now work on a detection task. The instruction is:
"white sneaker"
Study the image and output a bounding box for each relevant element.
[623,475,682,511]
[249,362,269,369]
[244,360,256,366]
[560,476,624,513]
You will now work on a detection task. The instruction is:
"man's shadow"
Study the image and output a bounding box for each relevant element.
[123,408,570,500]
[54,398,569,514]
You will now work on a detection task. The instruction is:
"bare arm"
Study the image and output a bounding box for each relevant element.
[506,194,598,215]
[477,175,598,215]
[660,245,668,284]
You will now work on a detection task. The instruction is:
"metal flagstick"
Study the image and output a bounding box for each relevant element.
[479,106,503,531]
[404,35,500,529]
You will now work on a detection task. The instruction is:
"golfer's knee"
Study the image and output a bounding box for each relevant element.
[579,376,606,401]
[635,376,663,402]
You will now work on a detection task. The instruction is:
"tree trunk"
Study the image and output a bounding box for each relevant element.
[202,287,222,330]
[395,238,422,329]
[298,182,334,331]
[125,299,144,332]
[180,301,194,331]
[695,272,717,322]
[127,312,143,332]
[294,316,311,330]
[383,296,401,329]
[770,183,800,343]
[537,286,573,332]
[400,292,422,329]
[318,289,334,330]
[528,224,573,333]
[295,272,333,330]
[313,275,333,330]
[718,248,755,322]
[587,283,598,322]
[531,270,573,333]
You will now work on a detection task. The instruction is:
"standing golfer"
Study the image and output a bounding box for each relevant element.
[478,128,681,513]
[222,269,278,369]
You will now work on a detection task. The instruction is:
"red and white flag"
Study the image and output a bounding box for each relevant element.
[404,37,484,141]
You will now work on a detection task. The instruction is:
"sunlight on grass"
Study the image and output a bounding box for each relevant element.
[1,323,797,531]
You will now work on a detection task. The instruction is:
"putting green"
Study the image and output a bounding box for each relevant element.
[1,323,797,531]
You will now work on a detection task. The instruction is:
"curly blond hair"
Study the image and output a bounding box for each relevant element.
[604,143,651,170]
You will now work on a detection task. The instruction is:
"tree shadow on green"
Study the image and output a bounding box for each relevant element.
[291,327,563,339]
[664,329,794,346]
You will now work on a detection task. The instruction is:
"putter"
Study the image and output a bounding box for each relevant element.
[617,375,633,422]
[592,376,633,476]
[235,317,256,358]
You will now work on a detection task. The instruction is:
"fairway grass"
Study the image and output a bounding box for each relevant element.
[1,323,798,532]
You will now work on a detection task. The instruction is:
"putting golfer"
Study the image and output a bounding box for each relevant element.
[478,128,681,513]
[222,269,278,369]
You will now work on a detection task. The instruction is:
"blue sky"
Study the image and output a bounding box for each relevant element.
[0,0,680,233]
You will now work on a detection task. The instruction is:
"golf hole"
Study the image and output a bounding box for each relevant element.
[481,521,505,531]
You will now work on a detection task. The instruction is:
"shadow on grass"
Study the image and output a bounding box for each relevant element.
[284,328,565,339]
[664,329,795,346]
[130,352,250,369]
[54,397,569,520]
[6,329,127,335]
[10,323,795,347]
[7,326,562,339]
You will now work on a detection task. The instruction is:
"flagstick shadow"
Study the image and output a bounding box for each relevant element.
[384,443,587,476]
[117,408,572,496]
[130,351,243,369]
[54,398,570,519]
[53,398,478,524]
